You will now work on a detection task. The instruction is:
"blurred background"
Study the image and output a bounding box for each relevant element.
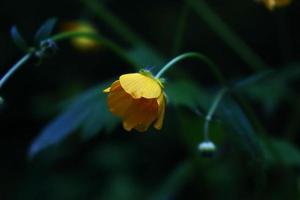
[0,0,300,199]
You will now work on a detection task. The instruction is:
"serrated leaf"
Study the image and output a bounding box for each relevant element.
[10,26,28,51]
[28,83,116,158]
[34,18,57,44]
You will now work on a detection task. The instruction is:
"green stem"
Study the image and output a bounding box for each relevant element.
[51,31,138,68]
[51,31,99,42]
[1,30,140,91]
[155,52,225,85]
[0,53,32,89]
[203,88,228,140]
[82,0,144,45]
[82,0,164,67]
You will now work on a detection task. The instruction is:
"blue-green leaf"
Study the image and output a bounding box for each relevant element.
[81,94,118,140]
[220,97,262,159]
[261,138,300,167]
[10,26,28,51]
[237,64,300,113]
[28,83,117,158]
[127,44,165,68]
[165,80,211,111]
[231,69,274,91]
[34,18,57,44]
[0,96,3,104]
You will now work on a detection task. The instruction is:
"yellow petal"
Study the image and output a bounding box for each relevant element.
[154,93,166,130]
[123,98,158,131]
[120,73,162,99]
[134,99,159,131]
[134,124,148,132]
[273,0,291,6]
[107,85,134,117]
[103,80,120,93]
[261,0,291,10]
[264,0,276,9]
[103,87,110,93]
[122,100,145,131]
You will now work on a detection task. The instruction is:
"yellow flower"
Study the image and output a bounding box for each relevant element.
[103,71,166,132]
[60,21,100,51]
[258,0,292,10]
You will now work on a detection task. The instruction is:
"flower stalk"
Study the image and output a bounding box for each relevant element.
[155,52,225,85]
[203,87,228,141]
[0,30,137,93]
[0,53,32,89]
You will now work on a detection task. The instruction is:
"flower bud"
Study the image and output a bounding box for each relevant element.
[198,140,216,157]
[61,21,100,51]
[256,0,292,10]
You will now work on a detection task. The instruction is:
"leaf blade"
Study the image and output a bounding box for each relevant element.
[10,26,28,51]
[28,83,117,158]
[34,18,57,43]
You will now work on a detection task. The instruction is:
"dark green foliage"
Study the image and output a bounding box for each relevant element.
[29,84,118,158]
[10,26,28,51]
[1,0,300,199]
[34,18,57,44]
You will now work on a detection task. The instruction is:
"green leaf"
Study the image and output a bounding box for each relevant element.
[127,44,165,67]
[81,95,119,140]
[231,69,274,91]
[220,97,262,159]
[10,26,28,51]
[28,82,117,158]
[34,18,57,44]
[238,65,300,113]
[261,138,300,166]
[165,80,211,111]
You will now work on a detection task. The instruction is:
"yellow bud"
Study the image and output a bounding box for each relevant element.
[60,21,100,51]
[257,0,292,10]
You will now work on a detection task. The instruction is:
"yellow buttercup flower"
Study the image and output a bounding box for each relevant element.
[258,0,292,10]
[61,21,100,51]
[103,71,166,132]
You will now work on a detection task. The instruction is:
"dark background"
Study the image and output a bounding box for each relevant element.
[0,0,300,199]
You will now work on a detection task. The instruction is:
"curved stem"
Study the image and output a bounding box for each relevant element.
[51,31,138,68]
[51,31,99,42]
[203,87,228,140]
[0,53,32,89]
[1,30,137,91]
[155,52,225,85]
